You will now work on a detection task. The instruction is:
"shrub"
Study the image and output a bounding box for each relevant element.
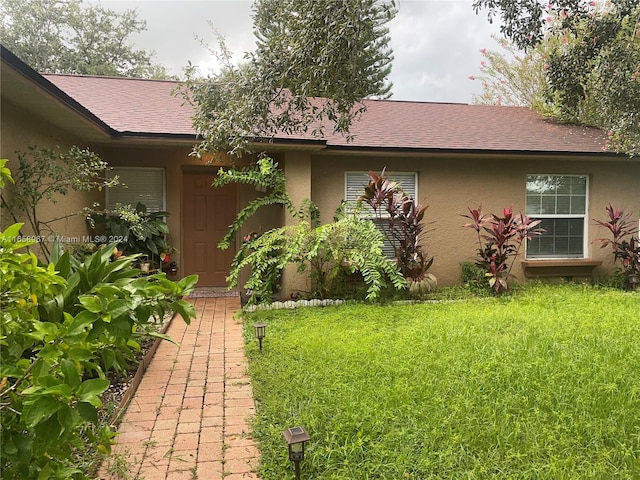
[228,215,406,305]
[0,146,116,258]
[463,205,543,294]
[0,223,197,479]
[460,261,489,293]
[360,168,435,290]
[593,205,640,282]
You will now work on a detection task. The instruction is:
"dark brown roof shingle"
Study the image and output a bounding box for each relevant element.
[43,73,609,153]
[44,74,193,135]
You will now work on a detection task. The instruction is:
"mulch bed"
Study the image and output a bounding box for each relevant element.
[100,314,174,426]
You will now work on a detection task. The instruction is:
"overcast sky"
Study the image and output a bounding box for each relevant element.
[95,0,504,103]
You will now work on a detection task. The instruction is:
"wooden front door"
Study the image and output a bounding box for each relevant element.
[182,172,237,286]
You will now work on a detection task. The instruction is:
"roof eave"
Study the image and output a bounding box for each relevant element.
[1,45,118,139]
[321,144,629,160]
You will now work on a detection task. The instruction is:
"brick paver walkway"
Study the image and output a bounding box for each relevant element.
[99,296,260,480]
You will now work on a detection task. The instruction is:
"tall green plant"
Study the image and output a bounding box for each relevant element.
[212,156,296,249]
[228,215,405,305]
[0,222,197,479]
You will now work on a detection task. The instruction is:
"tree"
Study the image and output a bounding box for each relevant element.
[472,0,640,155]
[0,0,170,78]
[0,146,118,258]
[469,35,548,107]
[179,0,397,157]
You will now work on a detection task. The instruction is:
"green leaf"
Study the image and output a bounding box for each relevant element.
[66,347,95,362]
[101,349,116,371]
[56,404,79,436]
[54,250,71,279]
[77,378,110,406]
[106,298,131,319]
[108,316,134,338]
[134,304,151,323]
[77,401,99,424]
[67,310,98,336]
[28,321,59,341]
[41,383,73,398]
[78,295,103,313]
[23,396,60,428]
[61,359,81,390]
[147,330,178,345]
[177,274,199,292]
[0,364,24,378]
[2,223,24,241]
[40,294,64,323]
[170,299,195,325]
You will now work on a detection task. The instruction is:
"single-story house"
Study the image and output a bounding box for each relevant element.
[2,45,639,297]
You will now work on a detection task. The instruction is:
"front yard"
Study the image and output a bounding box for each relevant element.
[244,284,640,479]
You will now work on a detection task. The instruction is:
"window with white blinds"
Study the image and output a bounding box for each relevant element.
[344,171,418,217]
[345,171,418,258]
[107,167,166,212]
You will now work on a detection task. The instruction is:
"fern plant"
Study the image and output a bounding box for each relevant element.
[213,156,296,249]
[227,215,406,306]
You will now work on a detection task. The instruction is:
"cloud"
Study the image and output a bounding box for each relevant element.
[388,0,502,102]
[95,0,503,102]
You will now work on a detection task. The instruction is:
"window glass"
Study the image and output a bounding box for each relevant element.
[525,175,587,259]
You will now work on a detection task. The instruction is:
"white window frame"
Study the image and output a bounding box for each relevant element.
[525,174,589,259]
[106,167,166,213]
[344,171,418,258]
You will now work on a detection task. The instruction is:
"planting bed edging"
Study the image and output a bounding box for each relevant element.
[109,314,175,425]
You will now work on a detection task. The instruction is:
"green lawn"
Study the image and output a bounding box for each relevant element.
[244,284,640,479]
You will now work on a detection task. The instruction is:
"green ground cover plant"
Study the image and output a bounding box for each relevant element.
[245,284,640,479]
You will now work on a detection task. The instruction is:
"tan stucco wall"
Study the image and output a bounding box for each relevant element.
[280,151,313,296]
[98,148,282,287]
[1,100,100,256]
[311,153,640,287]
[96,146,195,274]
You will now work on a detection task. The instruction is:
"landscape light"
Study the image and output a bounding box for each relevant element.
[282,426,310,480]
[253,322,267,352]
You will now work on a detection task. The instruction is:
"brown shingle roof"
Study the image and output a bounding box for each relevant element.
[43,73,609,153]
[339,100,608,153]
[44,74,194,135]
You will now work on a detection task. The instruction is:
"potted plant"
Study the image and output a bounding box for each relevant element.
[594,205,640,290]
[89,202,176,270]
[139,254,151,273]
